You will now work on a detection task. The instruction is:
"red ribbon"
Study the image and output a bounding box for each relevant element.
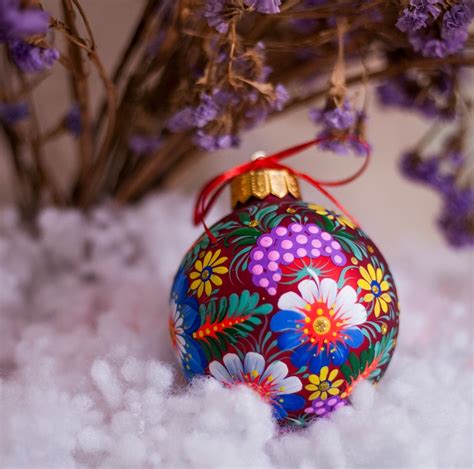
[194,136,371,242]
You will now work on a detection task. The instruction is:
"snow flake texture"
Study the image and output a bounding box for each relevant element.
[0,193,472,468]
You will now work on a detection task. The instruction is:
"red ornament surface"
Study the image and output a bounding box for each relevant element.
[170,196,399,426]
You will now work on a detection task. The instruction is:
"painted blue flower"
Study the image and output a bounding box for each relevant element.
[170,268,207,378]
[270,273,367,373]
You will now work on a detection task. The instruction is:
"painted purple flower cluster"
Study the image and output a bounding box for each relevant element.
[309,99,369,156]
[396,1,473,58]
[248,222,347,296]
[304,396,348,417]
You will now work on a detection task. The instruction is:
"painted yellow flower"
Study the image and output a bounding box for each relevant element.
[358,263,391,317]
[190,249,228,298]
[308,204,356,229]
[305,366,344,401]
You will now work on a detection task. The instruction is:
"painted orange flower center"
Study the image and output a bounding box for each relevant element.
[298,302,347,351]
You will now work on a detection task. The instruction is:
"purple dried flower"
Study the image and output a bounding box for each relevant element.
[167,107,195,132]
[193,93,219,128]
[317,133,352,156]
[244,0,281,14]
[64,105,81,137]
[168,93,220,132]
[438,186,474,248]
[410,0,442,18]
[0,0,49,41]
[8,39,59,73]
[311,99,355,131]
[245,106,268,129]
[273,84,289,111]
[325,101,355,130]
[442,3,472,33]
[396,8,428,32]
[204,0,231,34]
[128,135,162,155]
[0,101,28,125]
[377,72,455,120]
[400,151,440,184]
[193,130,240,151]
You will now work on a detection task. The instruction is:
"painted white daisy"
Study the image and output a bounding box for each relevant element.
[209,352,305,419]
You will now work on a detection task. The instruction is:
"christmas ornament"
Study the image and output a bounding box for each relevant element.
[169,139,400,426]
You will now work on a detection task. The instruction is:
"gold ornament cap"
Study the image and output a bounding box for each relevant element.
[230,151,301,208]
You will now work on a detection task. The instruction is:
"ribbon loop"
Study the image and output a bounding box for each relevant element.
[194,136,371,242]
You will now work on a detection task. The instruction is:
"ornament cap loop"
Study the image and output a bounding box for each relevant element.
[230,166,301,208]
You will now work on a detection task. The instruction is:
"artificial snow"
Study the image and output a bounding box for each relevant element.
[0,193,472,469]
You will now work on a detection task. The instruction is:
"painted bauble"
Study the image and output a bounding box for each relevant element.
[169,168,399,426]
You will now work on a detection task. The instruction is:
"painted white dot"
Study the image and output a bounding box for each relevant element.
[259,236,273,247]
[307,225,320,234]
[272,273,282,282]
[321,232,331,241]
[311,239,322,248]
[311,248,321,257]
[297,248,307,257]
[275,227,288,236]
[333,255,343,264]
[252,264,263,275]
[325,246,332,254]
[296,234,308,244]
[259,278,269,288]
[281,240,293,249]
[283,253,294,263]
[268,250,280,261]
[268,287,277,296]
[268,261,278,272]
[331,241,341,250]
[253,250,264,261]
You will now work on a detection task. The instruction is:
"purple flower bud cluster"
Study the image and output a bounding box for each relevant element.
[128,135,163,155]
[0,0,49,42]
[0,1,59,74]
[167,91,241,151]
[204,0,233,34]
[438,186,474,248]
[248,222,348,296]
[310,99,368,156]
[167,48,289,152]
[245,0,281,14]
[8,38,59,73]
[400,147,473,248]
[0,101,28,125]
[204,0,280,34]
[64,105,82,137]
[377,71,455,120]
[396,1,473,58]
[304,396,348,417]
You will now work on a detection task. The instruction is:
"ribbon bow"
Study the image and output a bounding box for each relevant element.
[194,136,371,242]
